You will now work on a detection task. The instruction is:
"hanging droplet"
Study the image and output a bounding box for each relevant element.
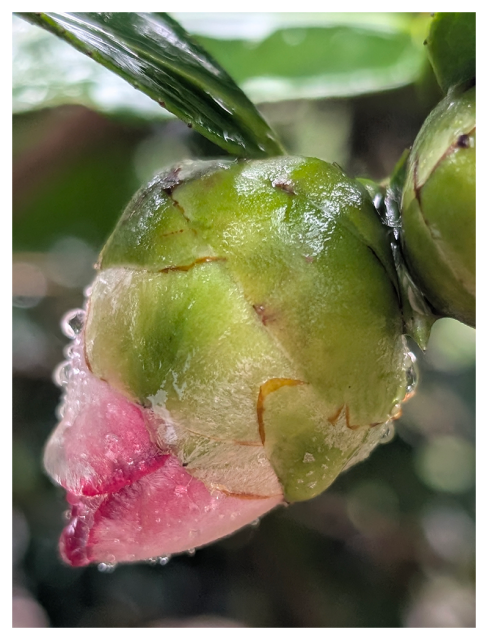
[403,350,419,402]
[187,548,196,557]
[379,422,395,444]
[158,555,171,566]
[53,361,71,387]
[63,343,76,360]
[55,403,65,420]
[97,562,117,573]
[61,309,86,339]
[250,519,260,528]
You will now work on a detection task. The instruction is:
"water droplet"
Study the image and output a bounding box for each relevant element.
[63,344,75,360]
[147,557,159,565]
[61,309,86,339]
[83,284,93,298]
[63,510,71,521]
[98,562,117,573]
[403,351,419,401]
[158,555,171,566]
[390,403,403,421]
[250,519,260,528]
[187,548,196,557]
[53,361,71,387]
[380,422,395,444]
[55,403,65,420]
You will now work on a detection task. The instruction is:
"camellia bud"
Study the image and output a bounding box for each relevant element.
[425,12,475,94]
[401,87,475,327]
[46,157,416,566]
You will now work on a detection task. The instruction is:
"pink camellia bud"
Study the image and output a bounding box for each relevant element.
[46,157,415,567]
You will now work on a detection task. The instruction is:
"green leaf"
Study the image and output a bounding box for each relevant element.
[193,17,429,102]
[14,13,429,124]
[16,12,284,158]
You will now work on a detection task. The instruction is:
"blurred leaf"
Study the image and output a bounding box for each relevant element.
[16,12,284,158]
[13,15,164,121]
[195,19,429,102]
[13,117,140,252]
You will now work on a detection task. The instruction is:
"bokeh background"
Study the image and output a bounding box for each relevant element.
[12,13,475,628]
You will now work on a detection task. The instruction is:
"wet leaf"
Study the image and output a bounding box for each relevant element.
[13,14,429,119]
[16,12,284,158]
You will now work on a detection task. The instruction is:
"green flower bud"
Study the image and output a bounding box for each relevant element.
[401,87,476,327]
[85,157,411,503]
[426,13,475,94]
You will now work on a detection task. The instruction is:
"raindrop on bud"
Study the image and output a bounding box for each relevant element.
[61,309,86,339]
[403,350,419,401]
[53,361,70,387]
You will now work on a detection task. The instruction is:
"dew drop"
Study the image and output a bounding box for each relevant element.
[61,309,86,339]
[390,403,403,420]
[257,452,267,465]
[55,403,65,420]
[380,422,395,444]
[53,361,71,387]
[158,555,171,566]
[403,350,419,401]
[187,548,196,557]
[250,518,260,528]
[98,562,117,573]
[63,344,76,360]
[63,510,71,521]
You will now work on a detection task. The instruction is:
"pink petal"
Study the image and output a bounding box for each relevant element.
[47,331,282,566]
[61,457,282,566]
[45,335,168,497]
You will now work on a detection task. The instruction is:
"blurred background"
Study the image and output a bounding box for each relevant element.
[12,13,475,628]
